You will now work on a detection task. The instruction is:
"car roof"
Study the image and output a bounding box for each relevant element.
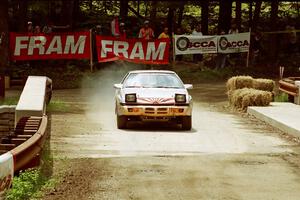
[128,70,176,74]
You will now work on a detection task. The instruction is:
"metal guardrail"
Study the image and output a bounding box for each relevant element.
[279,80,299,97]
[11,116,48,171]
[0,76,51,194]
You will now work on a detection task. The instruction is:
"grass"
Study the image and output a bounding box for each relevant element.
[5,136,57,200]
[47,100,69,112]
[274,93,289,102]
[4,169,57,200]
[0,97,19,105]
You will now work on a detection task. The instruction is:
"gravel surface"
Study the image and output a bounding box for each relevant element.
[38,79,300,200]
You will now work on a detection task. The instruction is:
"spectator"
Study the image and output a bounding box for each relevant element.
[42,21,53,34]
[158,27,169,39]
[94,25,103,35]
[27,21,33,33]
[228,23,239,34]
[119,22,127,39]
[192,23,203,62]
[185,25,192,34]
[286,25,298,53]
[192,24,203,36]
[139,20,154,40]
[34,25,41,34]
[251,31,263,64]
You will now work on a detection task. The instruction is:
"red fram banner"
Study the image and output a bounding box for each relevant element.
[10,32,91,60]
[96,36,170,64]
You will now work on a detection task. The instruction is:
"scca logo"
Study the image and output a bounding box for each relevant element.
[219,36,249,50]
[176,37,216,51]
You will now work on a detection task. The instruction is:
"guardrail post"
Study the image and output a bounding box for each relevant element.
[295,81,300,105]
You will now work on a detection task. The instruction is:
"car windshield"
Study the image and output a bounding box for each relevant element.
[123,73,184,88]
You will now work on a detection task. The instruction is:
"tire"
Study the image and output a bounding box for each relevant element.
[117,115,127,129]
[182,116,192,130]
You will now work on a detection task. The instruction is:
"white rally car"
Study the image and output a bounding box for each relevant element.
[114,70,193,130]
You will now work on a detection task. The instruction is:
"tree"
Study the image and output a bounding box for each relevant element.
[16,0,28,32]
[218,0,232,33]
[201,1,209,35]
[120,0,129,22]
[0,0,9,97]
[269,0,279,61]
[0,0,9,77]
[252,0,262,31]
[235,0,241,31]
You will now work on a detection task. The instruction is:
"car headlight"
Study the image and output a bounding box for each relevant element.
[175,94,186,103]
[125,93,137,103]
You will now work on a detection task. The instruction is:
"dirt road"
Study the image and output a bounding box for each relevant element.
[43,76,300,200]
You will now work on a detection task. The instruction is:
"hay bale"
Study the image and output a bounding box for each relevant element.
[253,79,275,92]
[226,76,254,91]
[230,88,273,111]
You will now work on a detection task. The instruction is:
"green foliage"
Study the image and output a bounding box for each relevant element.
[274,93,289,102]
[0,97,19,105]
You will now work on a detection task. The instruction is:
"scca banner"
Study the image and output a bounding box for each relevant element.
[96,36,170,64]
[175,35,218,55]
[10,32,91,60]
[218,32,250,53]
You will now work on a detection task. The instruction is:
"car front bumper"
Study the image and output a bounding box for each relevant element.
[116,104,192,119]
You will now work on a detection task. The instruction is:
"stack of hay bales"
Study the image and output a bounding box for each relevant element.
[227,76,274,111]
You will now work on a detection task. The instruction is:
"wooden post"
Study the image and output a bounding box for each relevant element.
[90,29,94,72]
[246,28,251,67]
[172,32,176,65]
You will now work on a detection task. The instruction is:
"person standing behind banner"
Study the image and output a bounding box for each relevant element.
[192,23,203,63]
[119,22,127,39]
[158,27,169,39]
[139,20,154,40]
[27,21,34,33]
[111,16,120,37]
[228,23,239,34]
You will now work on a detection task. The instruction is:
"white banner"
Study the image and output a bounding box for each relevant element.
[174,32,251,55]
[218,32,250,53]
[175,35,218,55]
[0,152,14,194]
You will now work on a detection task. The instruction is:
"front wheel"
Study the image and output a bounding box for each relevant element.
[117,115,127,129]
[182,116,192,130]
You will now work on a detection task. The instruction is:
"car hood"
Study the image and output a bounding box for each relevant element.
[121,87,189,104]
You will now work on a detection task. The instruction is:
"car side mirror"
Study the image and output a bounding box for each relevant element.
[184,84,193,89]
[114,84,123,89]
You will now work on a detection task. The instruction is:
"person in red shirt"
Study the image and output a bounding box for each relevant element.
[138,20,154,40]
[119,22,127,39]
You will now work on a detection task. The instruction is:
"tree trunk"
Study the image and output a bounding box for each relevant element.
[0,0,9,76]
[218,0,232,33]
[89,0,93,14]
[252,0,262,31]
[120,0,129,22]
[73,0,80,27]
[201,1,209,35]
[167,7,175,34]
[177,3,185,29]
[62,0,74,28]
[269,0,279,61]
[235,0,241,31]
[249,2,253,29]
[17,0,28,32]
[150,1,157,22]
